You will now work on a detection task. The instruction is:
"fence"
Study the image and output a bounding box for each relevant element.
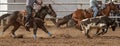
[0,2,120,26]
[0,2,89,12]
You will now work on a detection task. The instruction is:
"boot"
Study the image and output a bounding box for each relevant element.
[25,14,31,27]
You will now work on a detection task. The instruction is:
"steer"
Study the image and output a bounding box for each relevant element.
[79,16,117,38]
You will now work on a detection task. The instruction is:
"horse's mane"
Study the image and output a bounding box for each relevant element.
[12,11,20,17]
[35,5,48,17]
[37,5,47,13]
[13,11,20,15]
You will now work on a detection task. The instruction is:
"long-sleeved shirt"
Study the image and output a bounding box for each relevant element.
[26,0,42,7]
[90,0,99,7]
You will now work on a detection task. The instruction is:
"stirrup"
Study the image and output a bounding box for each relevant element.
[25,22,30,27]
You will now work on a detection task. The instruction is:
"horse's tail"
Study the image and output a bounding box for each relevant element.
[0,13,11,20]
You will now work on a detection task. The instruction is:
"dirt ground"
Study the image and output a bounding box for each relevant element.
[0,23,120,46]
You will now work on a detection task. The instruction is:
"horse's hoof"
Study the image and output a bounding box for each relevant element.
[15,34,23,38]
[86,36,92,39]
[87,37,93,39]
[50,35,55,38]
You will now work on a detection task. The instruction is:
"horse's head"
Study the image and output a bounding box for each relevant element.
[37,4,57,25]
[43,4,57,17]
[46,4,57,25]
[108,2,119,13]
[102,2,119,16]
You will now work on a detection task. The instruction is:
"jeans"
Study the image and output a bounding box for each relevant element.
[101,4,106,9]
[26,6,33,22]
[91,6,98,17]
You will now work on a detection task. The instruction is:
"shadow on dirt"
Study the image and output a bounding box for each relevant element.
[94,36,120,39]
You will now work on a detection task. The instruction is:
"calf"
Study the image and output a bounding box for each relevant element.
[79,16,117,38]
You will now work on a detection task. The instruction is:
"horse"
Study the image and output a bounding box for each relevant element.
[56,2,119,36]
[0,4,57,39]
[56,2,119,28]
[72,2,119,35]
[73,2,119,25]
[35,4,57,24]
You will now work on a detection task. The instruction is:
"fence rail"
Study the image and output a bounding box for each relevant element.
[0,2,120,12]
[0,2,120,26]
[0,10,74,12]
[0,2,89,5]
[0,2,120,5]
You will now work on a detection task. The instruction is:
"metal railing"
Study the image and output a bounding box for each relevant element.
[0,2,120,26]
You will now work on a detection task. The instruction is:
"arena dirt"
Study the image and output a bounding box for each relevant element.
[0,25,120,46]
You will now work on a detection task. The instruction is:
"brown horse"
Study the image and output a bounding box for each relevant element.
[56,9,92,28]
[71,2,119,35]
[73,2,119,25]
[56,2,119,28]
[72,2,119,36]
[56,2,119,36]
[0,4,57,39]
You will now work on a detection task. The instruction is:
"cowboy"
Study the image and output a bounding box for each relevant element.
[101,0,106,9]
[90,0,99,17]
[25,0,43,27]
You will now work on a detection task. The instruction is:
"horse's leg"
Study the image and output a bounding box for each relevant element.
[24,26,30,32]
[11,24,20,38]
[41,25,52,36]
[50,18,56,25]
[56,21,61,28]
[33,28,37,39]
[33,23,38,39]
[1,23,11,35]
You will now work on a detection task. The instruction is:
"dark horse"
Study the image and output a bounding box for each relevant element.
[0,4,57,39]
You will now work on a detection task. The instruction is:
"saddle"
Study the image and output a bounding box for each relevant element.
[16,10,36,25]
[85,7,103,17]
[83,8,93,17]
[85,8,94,14]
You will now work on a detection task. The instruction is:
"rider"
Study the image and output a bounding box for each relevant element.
[25,0,43,27]
[90,0,99,17]
[101,0,106,9]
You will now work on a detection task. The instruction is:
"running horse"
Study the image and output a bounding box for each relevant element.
[72,2,119,35]
[0,4,57,39]
[56,2,119,28]
[72,2,119,27]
